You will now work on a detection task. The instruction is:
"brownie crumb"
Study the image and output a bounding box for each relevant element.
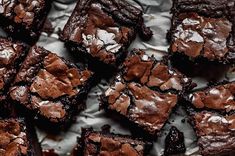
[164,126,186,156]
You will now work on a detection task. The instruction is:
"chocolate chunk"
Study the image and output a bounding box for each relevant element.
[164,126,186,156]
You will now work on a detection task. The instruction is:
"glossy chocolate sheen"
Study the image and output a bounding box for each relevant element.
[9,46,93,123]
[80,129,148,156]
[0,119,28,156]
[189,82,235,112]
[122,50,191,92]
[0,37,28,101]
[171,12,232,60]
[61,0,152,66]
[191,111,235,155]
[0,0,50,43]
[102,49,193,136]
[169,0,235,63]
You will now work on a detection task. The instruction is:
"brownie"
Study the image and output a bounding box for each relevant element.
[0,37,29,102]
[0,0,51,44]
[8,46,95,126]
[168,0,235,64]
[164,126,186,156]
[60,0,152,71]
[101,49,194,136]
[0,118,42,156]
[77,128,152,156]
[185,81,235,113]
[187,110,235,156]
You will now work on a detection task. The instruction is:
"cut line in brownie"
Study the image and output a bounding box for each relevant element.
[168,0,235,64]
[8,46,95,127]
[101,49,194,137]
[0,0,51,44]
[0,118,42,156]
[0,37,29,102]
[77,128,152,156]
[184,81,235,113]
[60,0,152,71]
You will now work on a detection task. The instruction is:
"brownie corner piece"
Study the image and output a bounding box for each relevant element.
[0,118,42,155]
[77,128,152,156]
[0,0,51,44]
[60,0,152,69]
[101,49,194,137]
[8,45,94,126]
[169,0,235,64]
[0,37,29,102]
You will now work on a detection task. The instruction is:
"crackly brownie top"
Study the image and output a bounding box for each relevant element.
[103,50,194,134]
[191,111,235,155]
[0,38,26,91]
[171,12,232,61]
[9,46,93,122]
[83,130,146,156]
[0,119,28,156]
[105,80,177,135]
[0,0,46,28]
[63,1,134,64]
[189,82,235,112]
[122,50,191,92]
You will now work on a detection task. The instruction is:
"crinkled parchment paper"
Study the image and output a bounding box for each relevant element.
[20,0,235,155]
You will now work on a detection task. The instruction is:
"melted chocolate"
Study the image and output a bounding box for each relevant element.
[190,82,235,112]
[171,12,232,60]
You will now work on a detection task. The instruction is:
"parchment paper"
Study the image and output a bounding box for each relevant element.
[25,0,235,155]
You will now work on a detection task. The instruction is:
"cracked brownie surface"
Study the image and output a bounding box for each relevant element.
[8,46,94,125]
[0,0,51,44]
[168,0,235,63]
[101,49,194,136]
[61,0,152,69]
[0,37,28,102]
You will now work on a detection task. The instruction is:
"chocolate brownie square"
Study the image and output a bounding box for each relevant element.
[0,37,29,102]
[101,49,194,136]
[77,128,152,156]
[0,0,51,44]
[60,0,152,71]
[168,0,235,63]
[8,46,95,126]
[0,118,42,155]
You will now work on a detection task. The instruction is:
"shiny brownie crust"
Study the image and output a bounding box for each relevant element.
[101,49,194,136]
[8,46,95,126]
[184,81,235,155]
[168,0,235,63]
[0,37,29,102]
[60,0,152,70]
[0,118,42,156]
[77,128,152,156]
[0,0,51,44]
